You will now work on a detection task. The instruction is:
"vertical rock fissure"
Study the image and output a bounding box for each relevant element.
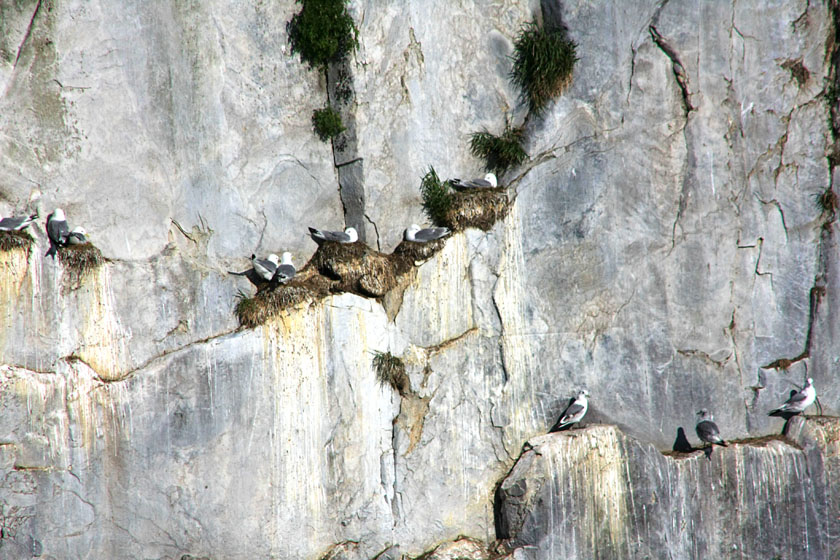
[326,61,368,244]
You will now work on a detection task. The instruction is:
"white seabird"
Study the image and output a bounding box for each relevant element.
[549,389,589,432]
[404,224,450,242]
[769,378,816,417]
[66,226,88,245]
[271,252,296,284]
[0,212,38,231]
[251,253,280,282]
[450,173,498,190]
[695,409,728,448]
[308,226,358,244]
[45,208,70,258]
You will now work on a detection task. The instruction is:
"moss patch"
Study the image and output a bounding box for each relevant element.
[59,243,104,284]
[0,230,34,253]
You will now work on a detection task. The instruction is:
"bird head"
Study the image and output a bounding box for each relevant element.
[485,173,498,187]
[281,252,293,265]
[345,227,358,242]
[577,389,589,399]
[52,208,66,220]
[404,224,421,241]
[696,409,711,420]
[71,226,87,235]
[806,377,813,386]
[267,254,280,265]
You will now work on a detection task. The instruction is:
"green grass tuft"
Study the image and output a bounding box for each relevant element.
[469,124,528,174]
[287,0,358,70]
[372,351,409,395]
[420,166,454,227]
[312,106,346,141]
[510,22,577,114]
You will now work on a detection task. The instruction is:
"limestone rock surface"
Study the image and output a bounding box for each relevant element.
[0,0,838,559]
[496,418,840,559]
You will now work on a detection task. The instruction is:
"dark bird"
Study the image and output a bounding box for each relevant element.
[271,252,296,284]
[769,377,816,417]
[45,208,70,258]
[404,224,450,243]
[695,409,728,449]
[251,253,279,282]
[66,227,87,245]
[672,427,693,453]
[0,212,38,231]
[450,173,498,190]
[308,226,358,244]
[549,390,589,432]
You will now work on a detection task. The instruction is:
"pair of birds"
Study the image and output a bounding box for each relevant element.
[306,223,451,245]
[695,378,818,450]
[45,209,87,258]
[249,223,452,285]
[549,378,818,451]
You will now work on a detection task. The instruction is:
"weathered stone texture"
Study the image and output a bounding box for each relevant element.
[497,418,840,559]
[0,0,838,559]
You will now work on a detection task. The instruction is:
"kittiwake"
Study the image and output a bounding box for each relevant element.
[66,227,87,245]
[769,378,816,417]
[45,208,70,258]
[271,252,296,284]
[251,253,280,282]
[450,172,498,190]
[308,226,358,244]
[549,389,589,432]
[0,212,38,232]
[404,224,450,242]
[695,409,728,449]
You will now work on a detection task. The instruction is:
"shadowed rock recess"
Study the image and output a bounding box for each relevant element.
[1,0,840,559]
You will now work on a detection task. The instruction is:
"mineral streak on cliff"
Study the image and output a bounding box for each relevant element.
[497,419,840,559]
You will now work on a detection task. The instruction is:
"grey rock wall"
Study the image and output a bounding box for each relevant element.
[0,0,838,558]
[496,417,840,559]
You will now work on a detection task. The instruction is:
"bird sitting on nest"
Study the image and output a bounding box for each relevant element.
[309,226,358,244]
[449,172,497,190]
[0,211,38,232]
[404,224,450,242]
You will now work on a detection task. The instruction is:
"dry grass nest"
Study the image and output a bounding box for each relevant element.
[235,239,449,328]
[59,243,104,282]
[0,230,34,253]
[444,188,510,232]
[372,351,410,395]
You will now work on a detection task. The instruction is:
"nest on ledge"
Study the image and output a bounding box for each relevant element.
[443,188,510,232]
[59,243,105,284]
[0,230,34,253]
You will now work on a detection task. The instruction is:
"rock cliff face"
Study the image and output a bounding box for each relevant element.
[496,417,840,559]
[0,0,838,559]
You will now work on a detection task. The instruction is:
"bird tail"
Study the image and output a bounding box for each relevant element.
[717,440,729,447]
[45,244,57,259]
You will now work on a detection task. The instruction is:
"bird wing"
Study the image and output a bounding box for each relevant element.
[783,390,809,405]
[309,227,348,243]
[414,227,449,242]
[47,218,69,244]
[696,420,721,442]
[0,217,20,230]
[251,258,277,281]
